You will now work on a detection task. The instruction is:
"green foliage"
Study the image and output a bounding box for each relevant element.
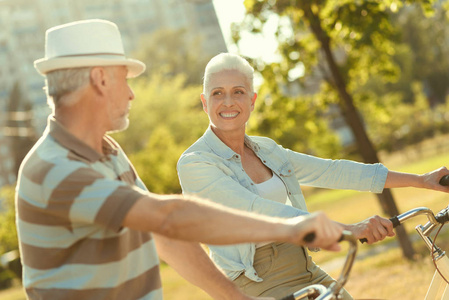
[112,74,208,194]
[0,185,18,254]
[129,126,184,194]
[358,83,442,152]
[134,29,212,86]
[0,185,20,289]
[239,0,449,157]
[248,75,342,158]
[393,6,449,105]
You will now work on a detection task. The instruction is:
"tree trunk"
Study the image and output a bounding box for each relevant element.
[301,2,415,259]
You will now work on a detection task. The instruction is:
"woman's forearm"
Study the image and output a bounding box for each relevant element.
[384,167,449,191]
[384,170,423,188]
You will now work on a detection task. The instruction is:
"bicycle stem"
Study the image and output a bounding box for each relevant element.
[394,207,446,259]
[324,231,358,298]
[416,224,445,260]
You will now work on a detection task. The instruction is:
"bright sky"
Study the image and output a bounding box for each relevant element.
[211,0,305,83]
[212,0,280,63]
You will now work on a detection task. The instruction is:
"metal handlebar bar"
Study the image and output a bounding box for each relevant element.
[388,205,449,257]
[279,230,358,300]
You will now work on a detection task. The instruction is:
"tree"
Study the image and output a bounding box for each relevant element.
[394,5,449,107]
[134,28,213,86]
[112,73,208,194]
[237,0,441,259]
[129,126,184,194]
[247,70,343,159]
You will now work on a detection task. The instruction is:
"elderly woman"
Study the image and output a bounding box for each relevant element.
[177,53,449,299]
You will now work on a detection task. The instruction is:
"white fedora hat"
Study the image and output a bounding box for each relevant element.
[34,19,146,78]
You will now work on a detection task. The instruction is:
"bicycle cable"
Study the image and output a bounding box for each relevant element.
[431,224,449,284]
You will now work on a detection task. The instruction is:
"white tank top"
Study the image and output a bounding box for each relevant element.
[255,173,289,248]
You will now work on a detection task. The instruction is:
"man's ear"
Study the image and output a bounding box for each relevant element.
[200,94,208,113]
[90,67,107,94]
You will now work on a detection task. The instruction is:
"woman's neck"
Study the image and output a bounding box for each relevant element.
[210,125,246,155]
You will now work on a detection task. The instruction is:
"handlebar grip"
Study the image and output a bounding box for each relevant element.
[303,232,345,244]
[279,295,295,300]
[359,216,401,244]
[389,216,401,228]
[303,232,315,243]
[439,174,449,186]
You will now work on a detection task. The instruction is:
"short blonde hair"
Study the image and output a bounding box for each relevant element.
[203,53,254,94]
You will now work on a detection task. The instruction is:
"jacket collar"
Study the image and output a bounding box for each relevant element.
[203,126,260,159]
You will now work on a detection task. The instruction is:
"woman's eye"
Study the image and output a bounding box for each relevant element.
[212,91,222,96]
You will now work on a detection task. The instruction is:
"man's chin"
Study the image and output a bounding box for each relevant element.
[107,120,129,134]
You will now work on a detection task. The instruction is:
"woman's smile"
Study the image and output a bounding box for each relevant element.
[220,111,240,119]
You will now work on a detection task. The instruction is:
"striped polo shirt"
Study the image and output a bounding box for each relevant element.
[15,117,162,300]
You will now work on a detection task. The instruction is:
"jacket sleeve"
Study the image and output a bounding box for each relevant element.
[283,147,388,193]
[177,153,307,218]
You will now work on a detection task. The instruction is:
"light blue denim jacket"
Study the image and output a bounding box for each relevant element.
[177,127,388,282]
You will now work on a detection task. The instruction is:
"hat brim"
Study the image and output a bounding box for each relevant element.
[34,56,146,78]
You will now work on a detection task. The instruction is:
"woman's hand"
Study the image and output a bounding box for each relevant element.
[420,166,449,192]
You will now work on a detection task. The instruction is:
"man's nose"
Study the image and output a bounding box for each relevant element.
[129,87,135,101]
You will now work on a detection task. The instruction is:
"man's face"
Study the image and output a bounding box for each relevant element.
[106,66,135,133]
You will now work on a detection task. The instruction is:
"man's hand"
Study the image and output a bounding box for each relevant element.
[289,212,344,251]
[346,215,395,244]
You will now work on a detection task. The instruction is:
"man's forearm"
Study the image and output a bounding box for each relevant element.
[123,194,296,245]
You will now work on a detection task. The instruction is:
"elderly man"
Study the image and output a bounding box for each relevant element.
[15,19,344,300]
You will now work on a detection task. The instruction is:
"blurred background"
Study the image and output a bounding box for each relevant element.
[2,0,449,299]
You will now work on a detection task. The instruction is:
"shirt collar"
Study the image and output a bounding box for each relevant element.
[48,116,118,162]
[203,126,260,159]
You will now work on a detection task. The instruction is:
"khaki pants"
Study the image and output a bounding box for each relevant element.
[233,242,353,300]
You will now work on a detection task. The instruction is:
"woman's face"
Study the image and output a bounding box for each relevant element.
[201,69,256,135]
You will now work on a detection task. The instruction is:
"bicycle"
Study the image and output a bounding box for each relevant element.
[280,175,449,300]
[280,230,358,300]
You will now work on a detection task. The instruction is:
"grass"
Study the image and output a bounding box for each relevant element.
[339,228,449,300]
[2,134,449,299]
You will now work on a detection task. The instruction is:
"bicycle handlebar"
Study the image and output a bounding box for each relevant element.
[360,175,449,244]
[439,174,449,186]
[279,231,357,300]
[360,205,449,243]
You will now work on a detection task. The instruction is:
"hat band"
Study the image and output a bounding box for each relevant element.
[48,52,126,59]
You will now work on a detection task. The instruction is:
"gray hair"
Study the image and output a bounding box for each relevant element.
[45,67,92,109]
[203,53,254,95]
